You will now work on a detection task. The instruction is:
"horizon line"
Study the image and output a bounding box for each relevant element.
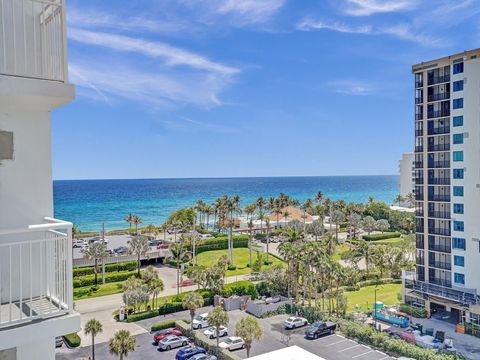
[53,174,399,181]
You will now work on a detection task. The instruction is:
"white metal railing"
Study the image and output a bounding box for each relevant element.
[0,217,73,329]
[0,0,67,82]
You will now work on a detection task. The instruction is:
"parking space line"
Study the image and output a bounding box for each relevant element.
[378,356,390,360]
[338,344,360,352]
[337,334,345,339]
[351,350,373,358]
[325,339,348,347]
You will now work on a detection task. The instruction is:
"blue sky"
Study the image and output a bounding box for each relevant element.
[53,0,480,180]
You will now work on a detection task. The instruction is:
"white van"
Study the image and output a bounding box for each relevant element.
[192,313,209,329]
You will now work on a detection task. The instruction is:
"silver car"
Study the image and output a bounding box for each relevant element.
[157,335,189,351]
[203,326,228,339]
[190,355,217,360]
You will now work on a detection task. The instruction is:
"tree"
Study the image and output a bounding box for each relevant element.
[362,216,376,234]
[132,215,143,235]
[305,220,323,241]
[330,210,345,241]
[84,318,103,360]
[141,266,164,309]
[265,218,271,263]
[124,213,134,233]
[394,194,405,206]
[109,330,136,360]
[72,224,80,241]
[82,241,107,286]
[376,219,390,233]
[353,239,372,274]
[169,242,192,295]
[127,236,149,277]
[149,278,164,309]
[123,286,149,312]
[248,219,254,268]
[406,192,415,208]
[364,201,390,220]
[256,197,266,232]
[144,224,157,239]
[347,212,362,239]
[183,292,205,330]
[235,316,263,358]
[208,306,229,347]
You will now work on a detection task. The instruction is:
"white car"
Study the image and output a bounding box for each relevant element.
[190,354,217,360]
[284,316,308,329]
[192,313,209,329]
[219,336,245,351]
[157,335,189,351]
[72,240,85,248]
[203,326,228,339]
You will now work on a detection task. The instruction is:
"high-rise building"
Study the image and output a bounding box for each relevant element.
[0,1,79,359]
[399,152,414,207]
[403,48,480,327]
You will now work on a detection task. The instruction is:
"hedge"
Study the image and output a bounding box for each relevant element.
[194,236,249,254]
[151,320,177,332]
[73,261,137,277]
[400,304,427,318]
[176,320,241,360]
[73,270,138,288]
[223,280,257,299]
[363,232,402,241]
[342,278,401,292]
[63,333,81,348]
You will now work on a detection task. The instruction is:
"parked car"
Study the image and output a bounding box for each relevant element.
[55,337,63,348]
[284,316,308,329]
[149,240,160,247]
[157,335,189,351]
[190,354,217,360]
[204,326,228,339]
[114,246,128,254]
[181,279,195,287]
[192,313,209,329]
[219,337,245,351]
[153,329,183,344]
[157,243,170,250]
[305,321,337,339]
[199,234,214,239]
[265,295,281,304]
[106,249,114,256]
[72,240,85,248]
[175,346,206,360]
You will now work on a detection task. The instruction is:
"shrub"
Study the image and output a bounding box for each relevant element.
[363,232,402,241]
[194,236,249,254]
[223,280,257,299]
[63,333,81,348]
[151,320,177,332]
[73,270,138,288]
[227,264,237,270]
[400,304,427,318]
[73,261,137,277]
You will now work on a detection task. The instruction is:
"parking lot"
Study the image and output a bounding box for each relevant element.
[57,309,396,360]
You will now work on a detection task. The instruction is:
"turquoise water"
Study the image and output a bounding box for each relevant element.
[53,176,399,232]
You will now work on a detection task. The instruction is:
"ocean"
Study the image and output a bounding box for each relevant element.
[53,176,399,232]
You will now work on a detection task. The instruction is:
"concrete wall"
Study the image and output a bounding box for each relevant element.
[399,152,414,202]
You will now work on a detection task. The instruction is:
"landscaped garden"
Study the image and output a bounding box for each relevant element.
[345,283,401,312]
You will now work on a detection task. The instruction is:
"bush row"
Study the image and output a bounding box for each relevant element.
[223,280,257,299]
[73,261,137,277]
[194,236,249,254]
[73,270,137,288]
[399,304,427,318]
[342,278,401,292]
[63,333,81,348]
[151,320,177,332]
[363,232,402,241]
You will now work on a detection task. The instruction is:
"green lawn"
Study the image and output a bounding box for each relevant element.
[371,237,403,245]
[332,244,350,261]
[74,282,124,300]
[345,283,401,312]
[196,248,284,276]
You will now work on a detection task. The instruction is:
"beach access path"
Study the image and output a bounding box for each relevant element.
[75,265,251,346]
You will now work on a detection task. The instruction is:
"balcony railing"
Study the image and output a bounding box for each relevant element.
[415,145,424,152]
[416,114,424,120]
[428,93,450,102]
[428,160,450,169]
[415,192,424,201]
[0,0,66,82]
[415,161,424,169]
[428,211,450,219]
[428,126,450,135]
[428,227,451,236]
[0,217,73,329]
[415,97,424,104]
[415,177,424,185]
[415,129,423,137]
[428,243,451,253]
[427,75,451,86]
[415,81,423,88]
[428,143,450,152]
[428,194,450,202]
[429,260,452,270]
[405,279,477,306]
[428,110,450,119]
[428,177,450,185]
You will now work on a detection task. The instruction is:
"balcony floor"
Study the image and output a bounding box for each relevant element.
[0,296,65,327]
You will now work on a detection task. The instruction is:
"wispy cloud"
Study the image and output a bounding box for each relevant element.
[69,28,238,76]
[327,80,375,96]
[342,0,417,16]
[297,19,372,34]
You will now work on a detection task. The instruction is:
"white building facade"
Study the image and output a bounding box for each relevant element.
[403,49,480,330]
[399,152,414,206]
[0,1,79,359]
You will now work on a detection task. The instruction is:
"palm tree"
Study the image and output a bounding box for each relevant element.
[132,215,143,235]
[149,277,164,309]
[265,218,271,263]
[208,306,229,347]
[256,197,266,232]
[248,219,254,268]
[235,316,263,358]
[72,224,80,241]
[183,292,204,330]
[82,242,108,286]
[283,210,290,227]
[84,318,103,360]
[144,224,157,239]
[355,239,372,274]
[170,242,192,295]
[244,203,256,223]
[406,192,415,208]
[124,213,134,233]
[127,236,149,277]
[330,210,345,241]
[109,330,136,360]
[394,194,404,206]
[300,198,313,226]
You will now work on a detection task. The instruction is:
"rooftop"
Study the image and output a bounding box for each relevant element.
[412,47,480,73]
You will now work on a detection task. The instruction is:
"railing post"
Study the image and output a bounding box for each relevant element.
[66,223,73,312]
